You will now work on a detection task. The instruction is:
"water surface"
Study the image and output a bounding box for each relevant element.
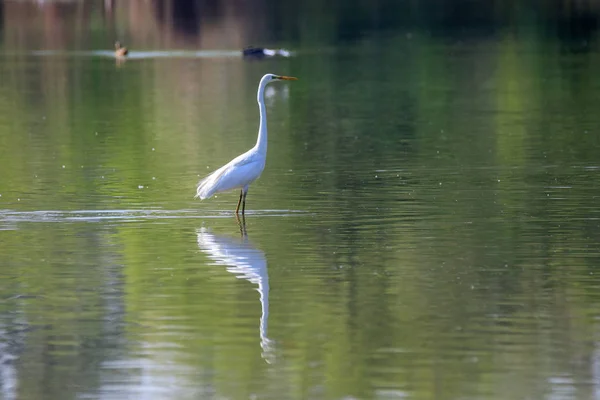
[1,2,600,400]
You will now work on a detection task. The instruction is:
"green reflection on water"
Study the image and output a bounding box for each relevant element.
[1,5,600,400]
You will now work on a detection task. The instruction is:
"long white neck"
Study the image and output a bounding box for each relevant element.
[255,77,269,154]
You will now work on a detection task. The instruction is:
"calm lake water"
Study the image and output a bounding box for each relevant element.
[1,2,600,400]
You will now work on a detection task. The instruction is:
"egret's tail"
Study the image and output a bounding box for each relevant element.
[195,165,227,200]
[195,177,215,200]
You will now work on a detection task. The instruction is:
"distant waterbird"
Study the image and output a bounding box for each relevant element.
[242,46,291,59]
[114,41,128,57]
[195,73,297,215]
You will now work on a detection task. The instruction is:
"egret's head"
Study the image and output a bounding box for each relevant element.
[263,73,298,83]
[258,74,296,102]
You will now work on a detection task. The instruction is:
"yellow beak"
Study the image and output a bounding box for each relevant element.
[276,76,298,81]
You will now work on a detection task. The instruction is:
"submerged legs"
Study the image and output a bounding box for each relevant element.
[235,213,247,237]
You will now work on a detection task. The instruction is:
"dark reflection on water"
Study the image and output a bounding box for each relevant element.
[2,0,600,51]
[1,1,600,400]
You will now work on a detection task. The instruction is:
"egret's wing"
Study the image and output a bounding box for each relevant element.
[211,158,264,192]
[196,153,264,199]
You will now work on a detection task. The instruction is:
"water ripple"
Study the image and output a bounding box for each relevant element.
[0,209,310,225]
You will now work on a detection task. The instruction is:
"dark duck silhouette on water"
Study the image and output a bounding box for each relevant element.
[242,46,291,59]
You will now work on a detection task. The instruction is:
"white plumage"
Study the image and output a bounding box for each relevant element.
[195,73,297,214]
[196,152,264,200]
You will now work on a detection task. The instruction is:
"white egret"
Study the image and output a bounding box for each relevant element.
[195,73,297,215]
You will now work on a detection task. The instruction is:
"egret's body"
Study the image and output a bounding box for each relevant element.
[195,73,297,214]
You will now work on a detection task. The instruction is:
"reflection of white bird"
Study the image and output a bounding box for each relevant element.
[0,324,18,400]
[195,74,297,215]
[196,227,275,363]
[264,85,290,106]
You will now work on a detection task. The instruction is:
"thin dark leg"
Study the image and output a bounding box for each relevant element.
[241,191,247,215]
[236,214,247,237]
[235,190,243,214]
[235,213,245,236]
